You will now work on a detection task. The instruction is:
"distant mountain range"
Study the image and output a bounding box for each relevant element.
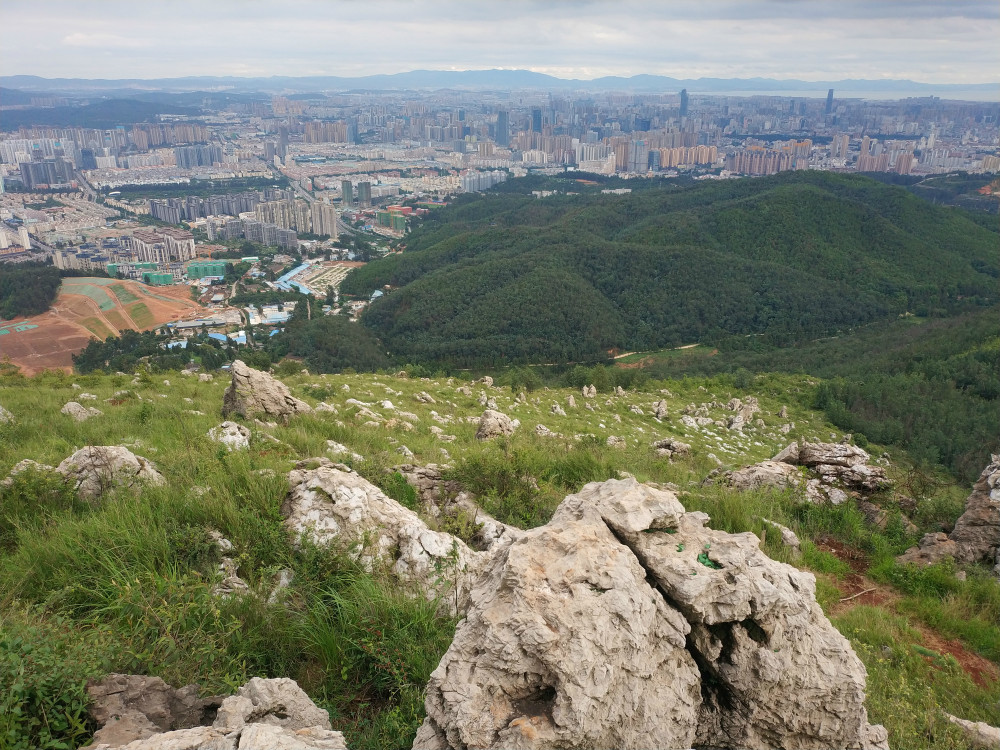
[2,69,997,98]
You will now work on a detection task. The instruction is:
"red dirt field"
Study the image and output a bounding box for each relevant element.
[0,279,201,375]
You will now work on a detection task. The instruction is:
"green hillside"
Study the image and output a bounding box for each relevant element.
[342,172,998,367]
[0,368,997,749]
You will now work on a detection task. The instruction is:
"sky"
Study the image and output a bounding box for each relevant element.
[1,0,998,84]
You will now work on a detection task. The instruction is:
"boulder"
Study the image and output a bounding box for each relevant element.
[222,360,311,423]
[0,404,12,423]
[89,677,347,750]
[944,713,1000,749]
[415,391,436,404]
[566,395,576,408]
[87,673,224,747]
[325,441,363,462]
[653,400,668,420]
[198,373,213,382]
[61,401,103,422]
[762,518,801,552]
[535,424,561,439]
[478,376,494,387]
[606,435,625,448]
[416,479,887,750]
[206,422,251,451]
[550,403,567,417]
[282,465,486,613]
[475,410,518,441]
[582,385,596,398]
[629,405,644,415]
[652,438,691,457]
[725,461,803,492]
[1,458,56,487]
[897,456,1000,569]
[56,446,165,501]
[212,558,250,598]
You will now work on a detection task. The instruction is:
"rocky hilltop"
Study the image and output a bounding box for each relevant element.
[0,363,997,750]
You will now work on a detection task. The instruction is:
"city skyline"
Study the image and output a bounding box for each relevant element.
[1,0,998,86]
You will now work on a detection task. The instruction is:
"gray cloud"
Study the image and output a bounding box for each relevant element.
[1,0,997,83]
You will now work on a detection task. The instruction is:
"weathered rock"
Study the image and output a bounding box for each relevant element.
[652,438,691,457]
[948,455,1000,566]
[797,442,871,468]
[550,403,567,417]
[207,421,251,451]
[198,373,213,382]
[629,404,644,415]
[417,479,886,750]
[535,424,561,439]
[212,558,249,598]
[614,385,626,396]
[79,392,98,400]
[944,713,1000,749]
[772,442,891,496]
[90,678,346,750]
[0,404,12,423]
[61,401,103,421]
[57,446,165,501]
[475,410,518,441]
[87,673,223,747]
[478,376,494,388]
[456,386,472,397]
[778,405,788,419]
[566,394,576,408]
[325,440,363,462]
[1,458,56,487]
[897,457,1000,569]
[762,518,801,552]
[606,435,625,448]
[653,400,668,420]
[725,460,803,492]
[582,384,596,399]
[415,391,436,404]
[222,360,311,423]
[282,465,485,613]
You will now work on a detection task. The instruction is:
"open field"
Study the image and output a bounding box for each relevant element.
[0,278,201,375]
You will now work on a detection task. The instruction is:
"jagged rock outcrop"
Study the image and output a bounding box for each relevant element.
[394,463,523,552]
[1,458,56,487]
[535,424,561,439]
[653,400,668,420]
[582,385,596,398]
[475,409,518,441]
[415,478,887,750]
[56,446,165,501]
[222,360,311,423]
[282,465,486,613]
[206,422,251,451]
[898,456,1000,571]
[944,713,1000,749]
[89,677,347,750]
[725,460,803,492]
[61,401,103,421]
[652,438,691,459]
[86,673,224,747]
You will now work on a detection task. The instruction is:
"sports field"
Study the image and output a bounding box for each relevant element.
[0,278,201,375]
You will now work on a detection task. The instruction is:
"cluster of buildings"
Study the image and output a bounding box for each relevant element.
[51,227,195,274]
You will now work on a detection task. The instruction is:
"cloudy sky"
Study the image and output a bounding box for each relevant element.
[1,0,997,83]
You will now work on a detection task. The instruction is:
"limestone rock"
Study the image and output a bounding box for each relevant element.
[614,385,626,396]
[417,479,886,750]
[1,458,56,487]
[725,460,803,492]
[653,400,668,420]
[897,456,1000,569]
[207,421,251,451]
[237,724,348,749]
[87,673,223,747]
[475,410,517,441]
[629,404,644,415]
[582,384,596,398]
[606,435,625,448]
[478,376,494,387]
[566,394,576,408]
[222,360,311,423]
[57,446,165,501]
[535,424,561,439]
[550,403,566,417]
[198,373,213,382]
[282,465,485,613]
[61,401,103,421]
[325,441,363,462]
[215,677,331,734]
[0,404,12,423]
[944,713,1000,749]
[415,391,436,404]
[652,438,691,458]
[79,392,98,400]
[762,518,801,551]
[212,558,249,598]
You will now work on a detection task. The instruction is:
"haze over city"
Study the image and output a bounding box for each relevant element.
[2,0,998,85]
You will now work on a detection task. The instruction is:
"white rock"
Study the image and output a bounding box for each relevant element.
[56,446,165,501]
[207,422,251,451]
[61,401,103,421]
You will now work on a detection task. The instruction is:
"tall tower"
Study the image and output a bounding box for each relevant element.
[18,227,31,250]
[496,110,510,147]
[531,107,542,133]
[341,180,353,207]
[825,89,834,115]
[679,89,689,117]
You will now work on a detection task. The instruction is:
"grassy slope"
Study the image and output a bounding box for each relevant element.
[0,368,997,749]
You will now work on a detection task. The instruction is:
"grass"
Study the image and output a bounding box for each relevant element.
[128,302,154,328]
[109,284,140,305]
[79,317,114,339]
[0,366,996,748]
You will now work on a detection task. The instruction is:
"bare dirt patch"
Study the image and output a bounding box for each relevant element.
[915,625,999,689]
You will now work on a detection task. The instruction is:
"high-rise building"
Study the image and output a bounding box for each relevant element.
[278,126,289,159]
[679,89,689,117]
[496,110,510,147]
[341,180,353,206]
[311,202,338,239]
[825,89,834,115]
[18,227,31,250]
[356,181,372,207]
[531,107,542,134]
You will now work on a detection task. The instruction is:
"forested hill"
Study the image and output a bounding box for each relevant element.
[342,172,999,368]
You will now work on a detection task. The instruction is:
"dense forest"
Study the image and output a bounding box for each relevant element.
[342,172,998,368]
[0,265,62,320]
